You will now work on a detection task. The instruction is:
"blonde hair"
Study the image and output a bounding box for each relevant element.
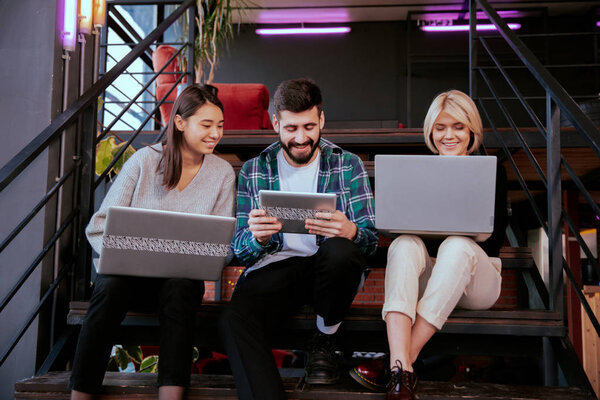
[423,90,483,154]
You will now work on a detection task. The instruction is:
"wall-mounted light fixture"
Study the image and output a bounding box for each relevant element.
[256,27,351,36]
[93,0,106,27]
[418,10,522,21]
[421,23,521,32]
[79,0,93,34]
[62,0,78,51]
[91,0,106,82]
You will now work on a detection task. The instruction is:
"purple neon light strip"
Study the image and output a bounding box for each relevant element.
[256,27,351,35]
[418,10,521,21]
[63,0,78,51]
[422,23,521,32]
[596,21,600,28]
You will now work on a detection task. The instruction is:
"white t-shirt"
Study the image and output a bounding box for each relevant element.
[246,149,321,272]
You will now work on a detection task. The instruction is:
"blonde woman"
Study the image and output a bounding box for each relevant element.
[351,90,508,400]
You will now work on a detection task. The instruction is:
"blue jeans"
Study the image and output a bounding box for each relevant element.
[69,274,204,394]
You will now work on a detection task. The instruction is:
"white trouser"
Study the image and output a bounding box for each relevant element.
[382,234,502,330]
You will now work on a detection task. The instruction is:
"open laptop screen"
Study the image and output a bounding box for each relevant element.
[375,155,496,241]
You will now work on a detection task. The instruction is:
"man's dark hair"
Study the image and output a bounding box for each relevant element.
[273,78,322,118]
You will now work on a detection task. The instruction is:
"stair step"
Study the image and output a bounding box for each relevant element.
[15,371,595,399]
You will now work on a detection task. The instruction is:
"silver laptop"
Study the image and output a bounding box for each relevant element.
[98,206,235,281]
[375,155,497,241]
[259,190,337,234]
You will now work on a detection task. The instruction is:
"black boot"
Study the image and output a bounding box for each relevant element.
[305,331,340,384]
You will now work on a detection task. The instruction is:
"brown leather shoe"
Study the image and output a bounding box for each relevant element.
[387,360,417,400]
[349,357,389,392]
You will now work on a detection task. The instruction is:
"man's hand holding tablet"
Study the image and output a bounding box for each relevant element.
[248,209,282,245]
[306,211,358,240]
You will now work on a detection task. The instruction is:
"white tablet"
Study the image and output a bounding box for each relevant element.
[259,190,337,234]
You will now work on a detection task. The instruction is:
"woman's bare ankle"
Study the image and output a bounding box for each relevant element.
[71,390,93,400]
[390,358,413,373]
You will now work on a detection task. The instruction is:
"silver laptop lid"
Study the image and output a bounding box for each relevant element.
[375,155,496,241]
[98,206,235,280]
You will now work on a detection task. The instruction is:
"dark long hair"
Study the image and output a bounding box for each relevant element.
[159,84,223,190]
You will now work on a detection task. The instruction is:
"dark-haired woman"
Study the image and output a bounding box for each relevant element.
[70,85,235,400]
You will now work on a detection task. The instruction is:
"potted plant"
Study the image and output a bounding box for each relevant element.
[95,97,136,178]
[95,134,136,177]
[194,0,247,84]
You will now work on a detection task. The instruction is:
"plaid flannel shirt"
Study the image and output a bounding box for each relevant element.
[232,138,378,268]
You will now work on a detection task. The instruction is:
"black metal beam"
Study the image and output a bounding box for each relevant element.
[0,165,75,254]
[549,336,595,394]
[36,326,76,375]
[97,44,186,143]
[547,97,563,314]
[0,211,78,367]
[478,69,548,187]
[0,0,195,193]
[95,72,185,186]
[477,0,600,158]
[0,211,77,315]
[108,16,153,69]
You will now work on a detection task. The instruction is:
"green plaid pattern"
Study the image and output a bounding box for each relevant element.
[232,138,378,267]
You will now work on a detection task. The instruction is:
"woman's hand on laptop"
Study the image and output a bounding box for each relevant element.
[306,211,357,240]
[248,209,282,245]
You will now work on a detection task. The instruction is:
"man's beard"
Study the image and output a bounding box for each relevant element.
[280,130,321,165]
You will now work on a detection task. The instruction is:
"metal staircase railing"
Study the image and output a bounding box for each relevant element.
[470,0,600,387]
[0,0,195,373]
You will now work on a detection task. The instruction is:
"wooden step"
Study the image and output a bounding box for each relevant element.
[66,300,566,353]
[15,371,595,399]
[65,246,561,351]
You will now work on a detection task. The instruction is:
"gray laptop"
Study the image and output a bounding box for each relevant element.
[97,206,235,281]
[375,155,497,241]
[259,190,337,234]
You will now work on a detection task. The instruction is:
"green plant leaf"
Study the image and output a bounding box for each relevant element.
[111,142,136,175]
[95,137,136,177]
[139,355,159,373]
[115,346,131,370]
[123,345,143,365]
[95,137,116,176]
[106,356,119,372]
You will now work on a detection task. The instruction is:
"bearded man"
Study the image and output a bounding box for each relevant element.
[219,78,378,400]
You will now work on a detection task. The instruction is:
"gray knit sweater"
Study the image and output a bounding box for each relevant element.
[86,143,236,255]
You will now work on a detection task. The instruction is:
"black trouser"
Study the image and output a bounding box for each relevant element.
[219,237,366,400]
[69,274,204,394]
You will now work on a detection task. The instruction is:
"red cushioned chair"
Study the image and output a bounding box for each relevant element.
[152,45,272,130]
[211,83,272,130]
